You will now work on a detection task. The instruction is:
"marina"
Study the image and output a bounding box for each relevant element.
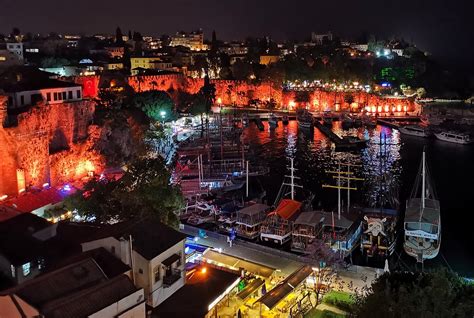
[173,113,474,277]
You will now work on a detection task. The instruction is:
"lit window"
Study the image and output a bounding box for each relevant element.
[11,265,15,278]
[0,56,6,61]
[154,266,161,283]
[22,263,31,276]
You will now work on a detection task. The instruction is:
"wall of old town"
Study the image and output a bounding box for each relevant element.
[0,96,104,196]
[72,74,418,112]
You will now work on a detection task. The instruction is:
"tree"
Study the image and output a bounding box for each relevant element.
[132,90,175,122]
[189,93,209,137]
[65,157,184,226]
[353,269,474,318]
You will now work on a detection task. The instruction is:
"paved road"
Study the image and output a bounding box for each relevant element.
[187,230,379,293]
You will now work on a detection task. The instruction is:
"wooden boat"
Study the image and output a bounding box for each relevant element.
[404,150,441,262]
[236,203,271,240]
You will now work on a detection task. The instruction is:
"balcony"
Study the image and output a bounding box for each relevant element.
[163,270,181,287]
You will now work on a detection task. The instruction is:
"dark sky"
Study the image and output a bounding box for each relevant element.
[1,0,473,64]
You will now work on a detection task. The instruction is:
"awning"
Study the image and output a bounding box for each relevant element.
[257,265,313,310]
[237,278,265,300]
[273,199,302,220]
[203,250,275,278]
[162,253,181,266]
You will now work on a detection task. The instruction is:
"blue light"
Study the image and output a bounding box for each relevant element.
[62,184,72,192]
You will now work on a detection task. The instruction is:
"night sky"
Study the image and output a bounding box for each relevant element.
[1,0,473,65]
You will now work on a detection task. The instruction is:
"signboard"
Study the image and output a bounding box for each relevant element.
[405,230,437,240]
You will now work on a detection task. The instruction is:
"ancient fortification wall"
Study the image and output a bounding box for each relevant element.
[0,97,104,196]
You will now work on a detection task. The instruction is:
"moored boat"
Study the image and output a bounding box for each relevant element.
[434,131,472,144]
[269,113,278,128]
[297,109,313,129]
[404,150,441,262]
[399,125,431,138]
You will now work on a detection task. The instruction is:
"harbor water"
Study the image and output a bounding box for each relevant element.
[243,120,474,277]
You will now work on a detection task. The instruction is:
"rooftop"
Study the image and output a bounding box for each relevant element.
[271,199,302,221]
[155,266,240,318]
[83,218,187,260]
[237,203,270,216]
[1,187,72,213]
[294,211,324,226]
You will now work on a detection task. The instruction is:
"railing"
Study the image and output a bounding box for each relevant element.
[163,271,182,287]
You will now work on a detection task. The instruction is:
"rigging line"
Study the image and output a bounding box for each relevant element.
[440,252,454,272]
[393,251,412,272]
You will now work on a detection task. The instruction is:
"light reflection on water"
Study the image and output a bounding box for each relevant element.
[244,120,402,210]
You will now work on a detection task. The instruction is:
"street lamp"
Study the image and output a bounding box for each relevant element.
[160,110,166,124]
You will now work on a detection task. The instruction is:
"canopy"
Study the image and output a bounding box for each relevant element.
[271,199,302,220]
[237,278,265,300]
[257,265,313,310]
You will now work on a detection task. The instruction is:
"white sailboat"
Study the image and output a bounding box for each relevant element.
[403,150,441,262]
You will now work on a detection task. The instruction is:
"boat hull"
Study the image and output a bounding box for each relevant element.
[435,132,473,144]
[399,127,430,138]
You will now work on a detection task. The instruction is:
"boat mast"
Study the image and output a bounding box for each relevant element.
[420,150,426,222]
[291,158,295,200]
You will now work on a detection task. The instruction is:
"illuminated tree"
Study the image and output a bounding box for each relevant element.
[65,157,184,227]
[132,90,176,122]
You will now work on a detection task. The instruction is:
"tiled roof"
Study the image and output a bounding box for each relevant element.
[1,187,71,213]
[272,199,302,220]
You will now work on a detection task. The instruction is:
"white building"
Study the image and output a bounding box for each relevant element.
[81,219,187,308]
[170,30,206,51]
[3,78,82,109]
[6,43,24,62]
[311,32,333,45]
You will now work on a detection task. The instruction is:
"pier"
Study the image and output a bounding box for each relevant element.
[314,121,367,150]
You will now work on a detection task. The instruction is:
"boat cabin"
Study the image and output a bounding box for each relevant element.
[260,199,302,245]
[404,198,441,259]
[235,203,270,239]
[321,212,362,257]
[291,211,324,252]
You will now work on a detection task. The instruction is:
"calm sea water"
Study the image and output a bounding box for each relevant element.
[243,120,474,277]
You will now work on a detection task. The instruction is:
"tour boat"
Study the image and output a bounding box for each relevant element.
[404,150,441,262]
[236,203,271,240]
[260,158,309,245]
[360,134,400,260]
[269,113,278,128]
[399,125,431,138]
[297,109,313,129]
[434,131,473,145]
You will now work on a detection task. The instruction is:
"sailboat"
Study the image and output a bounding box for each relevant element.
[403,150,441,262]
[320,162,363,258]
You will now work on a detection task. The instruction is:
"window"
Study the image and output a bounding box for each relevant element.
[62,92,66,100]
[154,266,161,283]
[22,263,31,276]
[46,92,51,102]
[76,90,81,99]
[68,91,73,100]
[20,95,24,106]
[0,56,6,61]
[138,268,143,274]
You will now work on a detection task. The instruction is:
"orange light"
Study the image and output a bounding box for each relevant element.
[289,100,296,108]
[371,106,376,113]
[201,267,207,274]
[335,104,340,112]
[392,106,396,113]
[397,105,402,112]
[217,97,222,104]
[403,105,408,112]
[365,106,371,112]
[384,105,389,113]
[377,106,382,113]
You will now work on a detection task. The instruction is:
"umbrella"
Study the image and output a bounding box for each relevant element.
[384,259,390,273]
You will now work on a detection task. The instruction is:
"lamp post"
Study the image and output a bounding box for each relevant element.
[160,110,166,124]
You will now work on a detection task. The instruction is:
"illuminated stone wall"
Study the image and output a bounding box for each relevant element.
[73,74,418,112]
[0,98,104,195]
